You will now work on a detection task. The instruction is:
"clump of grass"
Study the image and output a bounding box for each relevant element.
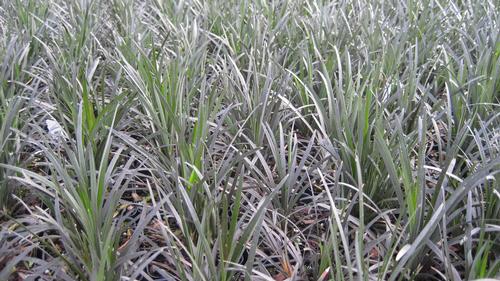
[0,0,499,280]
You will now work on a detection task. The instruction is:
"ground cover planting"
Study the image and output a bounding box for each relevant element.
[0,0,499,280]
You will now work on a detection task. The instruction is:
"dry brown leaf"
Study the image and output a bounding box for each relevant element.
[273,273,287,281]
[131,192,142,202]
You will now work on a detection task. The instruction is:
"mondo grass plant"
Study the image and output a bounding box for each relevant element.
[0,0,499,280]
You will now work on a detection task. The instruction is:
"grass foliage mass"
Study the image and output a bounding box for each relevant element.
[0,0,499,280]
